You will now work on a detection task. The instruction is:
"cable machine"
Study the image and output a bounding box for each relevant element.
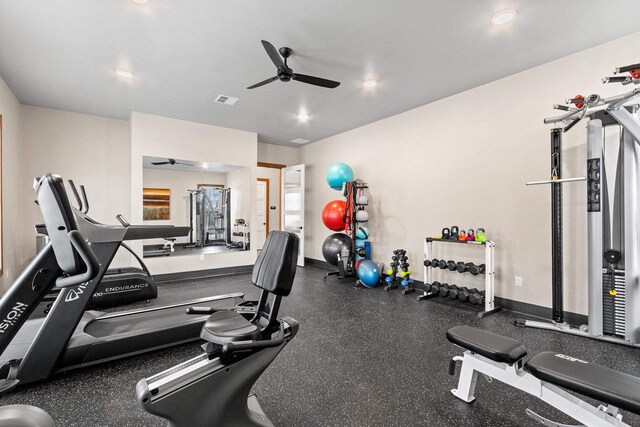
[516,62,640,347]
[187,187,231,247]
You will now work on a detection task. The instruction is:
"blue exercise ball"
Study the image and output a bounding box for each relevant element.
[326,163,354,190]
[358,260,381,288]
[355,226,370,240]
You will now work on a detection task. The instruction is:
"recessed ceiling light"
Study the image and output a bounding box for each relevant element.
[491,9,516,25]
[202,163,209,169]
[297,112,309,122]
[363,80,377,88]
[291,138,310,144]
[131,0,149,4]
[115,69,134,79]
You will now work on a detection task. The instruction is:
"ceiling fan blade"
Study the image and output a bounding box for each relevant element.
[261,40,285,69]
[151,162,171,165]
[293,73,340,89]
[247,76,279,89]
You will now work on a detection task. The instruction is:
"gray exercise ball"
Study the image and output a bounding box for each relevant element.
[322,233,353,266]
[0,405,55,427]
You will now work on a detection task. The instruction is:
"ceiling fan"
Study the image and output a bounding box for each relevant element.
[151,158,194,167]
[247,40,340,90]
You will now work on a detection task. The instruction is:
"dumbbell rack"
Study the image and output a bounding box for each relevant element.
[420,237,500,318]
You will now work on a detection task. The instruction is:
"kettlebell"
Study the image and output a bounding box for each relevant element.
[450,226,459,240]
[466,229,475,241]
[458,230,467,241]
[441,228,451,239]
[475,228,487,242]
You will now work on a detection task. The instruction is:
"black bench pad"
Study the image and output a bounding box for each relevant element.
[446,326,527,364]
[525,352,640,415]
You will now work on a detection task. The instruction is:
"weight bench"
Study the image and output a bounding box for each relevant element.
[447,325,640,426]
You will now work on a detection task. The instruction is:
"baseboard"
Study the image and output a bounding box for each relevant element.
[155,265,253,283]
[304,257,337,270]
[495,297,588,325]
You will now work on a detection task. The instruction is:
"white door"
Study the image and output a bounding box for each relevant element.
[282,164,305,266]
[256,179,268,250]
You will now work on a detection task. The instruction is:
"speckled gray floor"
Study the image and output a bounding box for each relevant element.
[3,265,640,426]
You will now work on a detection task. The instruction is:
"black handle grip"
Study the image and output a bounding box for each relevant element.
[616,63,640,74]
[222,325,285,354]
[604,76,628,84]
[554,104,570,111]
[563,117,582,133]
[56,231,100,288]
[186,306,219,315]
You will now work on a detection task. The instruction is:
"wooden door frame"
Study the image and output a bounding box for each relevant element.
[257,178,270,236]
[257,162,286,230]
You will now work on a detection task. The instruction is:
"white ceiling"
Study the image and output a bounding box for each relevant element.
[143,156,240,173]
[1,1,640,146]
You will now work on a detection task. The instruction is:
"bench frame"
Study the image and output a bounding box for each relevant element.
[451,350,629,427]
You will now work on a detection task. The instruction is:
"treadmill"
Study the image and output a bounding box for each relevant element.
[0,174,253,388]
[42,182,160,309]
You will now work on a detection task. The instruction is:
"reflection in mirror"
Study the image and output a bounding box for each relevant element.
[141,156,250,258]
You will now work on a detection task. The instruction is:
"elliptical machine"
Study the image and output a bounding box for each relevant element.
[137,231,299,427]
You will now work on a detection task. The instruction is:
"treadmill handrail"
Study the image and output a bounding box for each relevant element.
[96,292,245,320]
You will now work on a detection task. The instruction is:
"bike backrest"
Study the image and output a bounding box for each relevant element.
[251,231,298,296]
[35,174,81,273]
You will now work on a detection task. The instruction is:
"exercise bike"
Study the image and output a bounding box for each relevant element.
[137,230,299,427]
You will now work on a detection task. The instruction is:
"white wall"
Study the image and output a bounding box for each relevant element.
[19,106,131,265]
[258,142,299,165]
[142,167,227,245]
[300,31,640,315]
[227,167,251,226]
[0,77,23,290]
[130,112,258,274]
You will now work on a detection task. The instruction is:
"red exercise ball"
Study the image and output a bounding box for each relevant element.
[322,200,347,231]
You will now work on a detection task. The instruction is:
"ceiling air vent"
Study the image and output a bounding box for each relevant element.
[214,95,239,106]
[291,138,310,144]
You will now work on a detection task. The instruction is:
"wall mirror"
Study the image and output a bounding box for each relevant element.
[142,155,250,258]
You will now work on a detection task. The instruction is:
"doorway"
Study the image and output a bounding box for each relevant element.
[257,161,285,235]
[256,178,269,250]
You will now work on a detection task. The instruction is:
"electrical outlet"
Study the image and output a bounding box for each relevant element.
[515,276,523,287]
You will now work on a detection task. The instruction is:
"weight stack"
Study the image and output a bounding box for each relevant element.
[603,271,626,338]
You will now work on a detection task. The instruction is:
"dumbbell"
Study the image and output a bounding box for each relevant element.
[456,262,473,273]
[438,283,452,297]
[444,284,459,299]
[469,290,485,305]
[458,287,477,302]
[446,260,457,271]
[423,259,431,267]
[431,258,439,268]
[429,281,442,295]
[468,263,486,275]
[449,286,466,300]
[438,259,447,269]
